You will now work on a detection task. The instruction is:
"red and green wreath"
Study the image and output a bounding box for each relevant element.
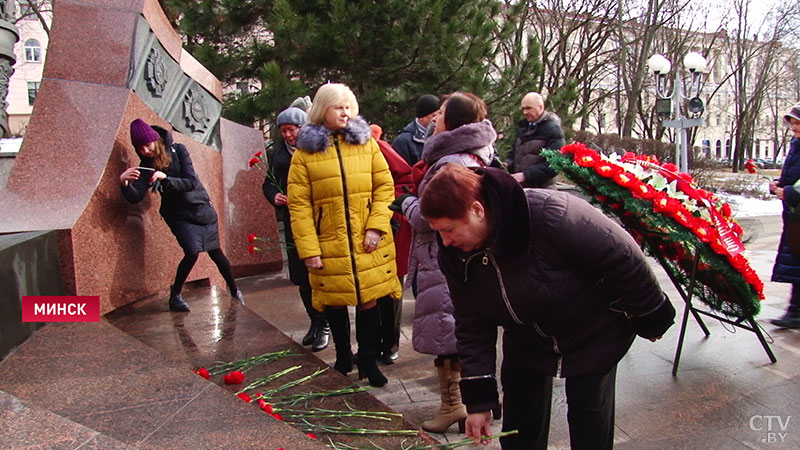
[543,143,763,320]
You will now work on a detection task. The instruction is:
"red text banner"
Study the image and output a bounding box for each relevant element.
[21,296,100,322]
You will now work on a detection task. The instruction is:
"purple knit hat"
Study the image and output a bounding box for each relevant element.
[130,119,160,148]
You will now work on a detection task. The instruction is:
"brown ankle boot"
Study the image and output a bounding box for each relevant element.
[422,359,468,433]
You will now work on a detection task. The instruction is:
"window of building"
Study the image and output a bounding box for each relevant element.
[27,81,40,105]
[19,1,35,18]
[715,140,722,159]
[24,39,41,62]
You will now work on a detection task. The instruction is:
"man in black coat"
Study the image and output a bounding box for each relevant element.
[505,92,566,188]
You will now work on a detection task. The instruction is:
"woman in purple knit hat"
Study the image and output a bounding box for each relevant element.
[119,119,244,312]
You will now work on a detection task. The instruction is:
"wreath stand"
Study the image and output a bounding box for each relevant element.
[653,252,777,376]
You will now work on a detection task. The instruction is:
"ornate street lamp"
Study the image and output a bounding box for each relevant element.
[647,51,708,172]
[0,0,19,138]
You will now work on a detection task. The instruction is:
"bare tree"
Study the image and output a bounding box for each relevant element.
[524,0,621,134]
[12,1,51,36]
[722,0,799,171]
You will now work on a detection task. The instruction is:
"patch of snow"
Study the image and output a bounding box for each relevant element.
[717,193,782,218]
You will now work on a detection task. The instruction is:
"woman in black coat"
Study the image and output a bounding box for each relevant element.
[262,106,329,351]
[770,102,800,328]
[120,119,243,312]
[419,163,675,450]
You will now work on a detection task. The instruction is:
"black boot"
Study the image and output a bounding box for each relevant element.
[377,296,398,364]
[771,305,800,328]
[356,306,388,387]
[312,320,330,352]
[326,307,352,375]
[169,293,190,312]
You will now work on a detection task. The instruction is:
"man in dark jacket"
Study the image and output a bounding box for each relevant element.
[420,164,675,450]
[505,92,565,188]
[392,94,440,166]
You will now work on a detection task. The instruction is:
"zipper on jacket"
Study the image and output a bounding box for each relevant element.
[316,207,323,235]
[468,249,564,376]
[334,135,362,306]
[483,251,523,325]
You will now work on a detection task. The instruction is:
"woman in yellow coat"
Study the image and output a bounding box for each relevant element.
[288,83,403,387]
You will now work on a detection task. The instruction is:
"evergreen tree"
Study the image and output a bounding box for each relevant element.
[164,0,563,147]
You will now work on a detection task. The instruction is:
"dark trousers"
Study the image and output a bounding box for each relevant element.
[500,361,617,450]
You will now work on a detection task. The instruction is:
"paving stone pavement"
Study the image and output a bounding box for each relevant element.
[242,215,800,449]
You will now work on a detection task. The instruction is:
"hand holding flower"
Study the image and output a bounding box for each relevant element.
[274,193,288,206]
[466,411,493,445]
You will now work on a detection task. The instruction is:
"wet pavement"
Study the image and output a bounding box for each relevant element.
[1,215,799,449]
[243,214,800,449]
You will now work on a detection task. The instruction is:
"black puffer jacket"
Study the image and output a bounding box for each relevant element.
[437,167,675,414]
[122,126,217,225]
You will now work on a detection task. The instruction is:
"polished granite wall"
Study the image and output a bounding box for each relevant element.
[0,231,60,360]
[0,0,279,313]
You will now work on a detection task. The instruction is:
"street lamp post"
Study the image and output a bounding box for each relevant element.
[0,0,19,138]
[647,52,707,173]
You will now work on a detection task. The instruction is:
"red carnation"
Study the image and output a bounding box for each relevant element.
[271,412,284,421]
[254,151,263,158]
[223,370,245,384]
[691,219,715,243]
[247,233,257,243]
[248,245,261,254]
[601,163,623,178]
[630,182,655,200]
[237,393,252,403]
[248,157,260,167]
[560,143,587,154]
[306,433,317,439]
[193,368,210,379]
[612,171,637,188]
[259,400,273,414]
[574,148,600,167]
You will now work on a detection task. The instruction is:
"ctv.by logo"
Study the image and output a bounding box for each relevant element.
[750,415,791,444]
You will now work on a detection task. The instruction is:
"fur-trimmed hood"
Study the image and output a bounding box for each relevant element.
[422,119,497,164]
[295,116,372,153]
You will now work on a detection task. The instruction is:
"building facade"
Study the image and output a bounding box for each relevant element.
[6,1,49,137]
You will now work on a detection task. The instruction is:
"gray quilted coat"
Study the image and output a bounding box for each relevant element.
[399,119,497,355]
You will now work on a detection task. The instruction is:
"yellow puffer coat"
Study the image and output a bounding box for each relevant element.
[288,116,402,311]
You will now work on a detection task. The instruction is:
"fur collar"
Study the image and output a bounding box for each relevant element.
[422,119,497,163]
[296,116,372,153]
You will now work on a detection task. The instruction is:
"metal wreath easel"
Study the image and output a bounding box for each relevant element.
[652,251,777,376]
